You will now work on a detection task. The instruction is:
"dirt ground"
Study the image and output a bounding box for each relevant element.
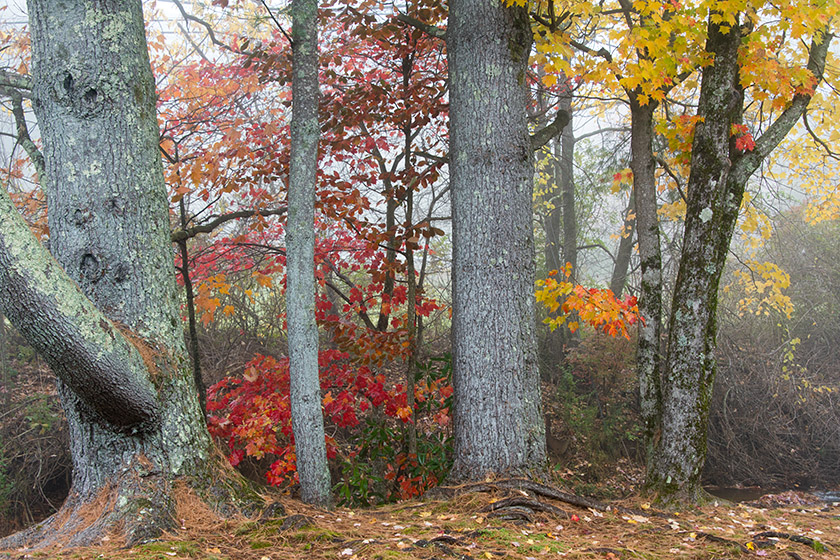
[0,479,838,560]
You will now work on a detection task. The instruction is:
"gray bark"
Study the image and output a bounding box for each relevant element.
[609,195,635,298]
[557,92,579,349]
[448,0,545,480]
[559,97,577,280]
[287,0,331,506]
[0,314,8,410]
[0,0,247,547]
[629,99,663,462]
[647,17,832,503]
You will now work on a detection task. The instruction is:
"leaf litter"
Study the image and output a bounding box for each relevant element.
[2,479,838,560]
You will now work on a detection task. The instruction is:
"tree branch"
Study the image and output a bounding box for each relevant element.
[734,31,833,181]
[414,150,449,164]
[654,155,687,201]
[257,0,293,45]
[802,107,840,161]
[8,91,45,181]
[396,13,446,40]
[531,109,570,151]
[569,39,613,63]
[321,260,378,330]
[163,0,235,52]
[170,207,287,242]
[0,69,32,96]
[0,188,160,430]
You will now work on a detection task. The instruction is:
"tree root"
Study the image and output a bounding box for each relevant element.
[752,531,829,553]
[429,476,665,520]
[480,496,570,519]
[0,455,266,552]
[695,531,752,553]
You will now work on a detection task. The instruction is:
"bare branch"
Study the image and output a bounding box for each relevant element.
[531,109,570,151]
[170,207,287,242]
[163,0,235,52]
[575,126,629,142]
[803,107,840,161]
[396,13,446,40]
[654,155,687,202]
[257,0,293,45]
[8,91,45,181]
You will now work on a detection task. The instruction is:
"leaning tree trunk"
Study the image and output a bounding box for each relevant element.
[646,16,831,503]
[448,0,546,480]
[287,0,331,507]
[0,0,259,548]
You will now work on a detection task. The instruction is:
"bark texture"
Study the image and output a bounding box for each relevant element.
[647,18,832,503]
[287,0,331,507]
[448,0,545,480]
[629,99,664,465]
[0,0,259,548]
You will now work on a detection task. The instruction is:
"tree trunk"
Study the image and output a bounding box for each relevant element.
[629,98,664,463]
[609,195,635,298]
[0,0,259,548]
[559,98,577,281]
[288,0,331,507]
[0,313,8,410]
[448,0,545,480]
[541,139,564,372]
[557,92,579,349]
[178,199,205,417]
[646,21,743,503]
[646,15,831,503]
[403,46,418,459]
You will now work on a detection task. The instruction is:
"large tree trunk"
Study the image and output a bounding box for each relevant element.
[448,0,545,480]
[0,0,259,548]
[288,0,331,507]
[646,16,831,504]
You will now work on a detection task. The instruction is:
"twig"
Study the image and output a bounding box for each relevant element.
[257,0,293,45]
[164,0,235,52]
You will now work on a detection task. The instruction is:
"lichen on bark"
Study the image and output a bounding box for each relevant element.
[0,0,263,549]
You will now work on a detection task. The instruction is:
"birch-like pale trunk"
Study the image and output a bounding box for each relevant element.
[287,0,331,507]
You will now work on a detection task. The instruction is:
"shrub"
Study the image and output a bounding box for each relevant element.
[207,351,453,505]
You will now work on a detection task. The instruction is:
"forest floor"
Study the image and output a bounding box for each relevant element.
[1,479,838,560]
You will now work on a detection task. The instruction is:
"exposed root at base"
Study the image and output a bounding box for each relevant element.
[0,462,267,553]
